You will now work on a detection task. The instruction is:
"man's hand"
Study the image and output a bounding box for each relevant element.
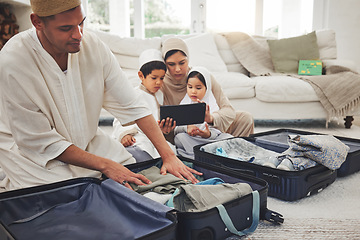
[158,117,176,134]
[57,144,151,190]
[137,115,203,183]
[160,155,202,184]
[101,159,152,190]
[121,134,136,147]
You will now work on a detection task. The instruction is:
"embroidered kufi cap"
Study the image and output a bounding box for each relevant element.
[30,0,82,17]
[139,49,164,68]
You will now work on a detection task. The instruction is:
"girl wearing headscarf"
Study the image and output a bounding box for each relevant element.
[174,66,233,158]
[161,38,254,144]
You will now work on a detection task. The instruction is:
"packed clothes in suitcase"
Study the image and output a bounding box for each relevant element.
[0,178,177,240]
[250,128,360,177]
[126,157,283,240]
[193,133,346,201]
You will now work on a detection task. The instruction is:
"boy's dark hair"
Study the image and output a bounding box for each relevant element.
[164,49,187,61]
[187,71,207,89]
[140,61,167,77]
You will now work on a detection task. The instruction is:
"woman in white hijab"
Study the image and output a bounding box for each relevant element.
[174,66,233,159]
[161,38,254,145]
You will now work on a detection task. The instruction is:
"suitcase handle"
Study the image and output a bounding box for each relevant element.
[216,162,257,176]
[216,190,260,237]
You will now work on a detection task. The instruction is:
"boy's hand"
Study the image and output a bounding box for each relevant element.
[158,117,176,134]
[121,134,136,147]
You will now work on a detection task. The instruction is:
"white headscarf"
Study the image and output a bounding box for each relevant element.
[180,66,219,113]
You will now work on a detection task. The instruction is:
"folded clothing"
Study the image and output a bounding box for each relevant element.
[285,134,349,170]
[201,138,279,161]
[129,166,191,194]
[173,182,253,212]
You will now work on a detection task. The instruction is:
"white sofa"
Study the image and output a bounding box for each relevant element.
[93,29,359,128]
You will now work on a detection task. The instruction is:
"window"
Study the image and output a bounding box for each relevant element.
[263,0,281,38]
[85,0,314,39]
[86,0,190,37]
[206,0,256,34]
[87,0,110,32]
[139,0,190,38]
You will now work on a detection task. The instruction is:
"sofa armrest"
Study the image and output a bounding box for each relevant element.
[322,59,359,73]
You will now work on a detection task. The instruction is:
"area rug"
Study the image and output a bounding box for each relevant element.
[243,218,360,239]
[226,170,360,239]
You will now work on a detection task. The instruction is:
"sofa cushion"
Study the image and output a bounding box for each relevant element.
[94,30,162,70]
[161,33,228,73]
[213,34,249,75]
[254,76,318,103]
[267,31,320,74]
[316,29,337,60]
[122,68,141,87]
[323,59,358,73]
[212,72,255,99]
[183,33,228,73]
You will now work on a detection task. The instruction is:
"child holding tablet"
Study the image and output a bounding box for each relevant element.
[174,66,233,158]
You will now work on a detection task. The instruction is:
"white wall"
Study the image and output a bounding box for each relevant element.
[313,0,360,71]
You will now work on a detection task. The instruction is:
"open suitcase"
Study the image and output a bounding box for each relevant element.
[194,136,338,201]
[126,157,283,240]
[0,177,177,240]
[250,128,360,177]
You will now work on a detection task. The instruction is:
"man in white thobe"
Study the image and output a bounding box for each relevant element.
[0,0,200,191]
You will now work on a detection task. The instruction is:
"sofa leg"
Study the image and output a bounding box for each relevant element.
[344,116,354,129]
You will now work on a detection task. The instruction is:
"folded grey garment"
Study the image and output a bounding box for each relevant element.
[130,166,190,194]
[286,134,349,170]
[173,183,252,212]
[200,138,279,160]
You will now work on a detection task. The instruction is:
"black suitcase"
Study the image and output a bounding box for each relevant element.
[250,128,360,177]
[194,136,337,201]
[126,157,283,240]
[0,177,177,240]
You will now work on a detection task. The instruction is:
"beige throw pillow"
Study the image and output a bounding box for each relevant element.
[267,31,320,74]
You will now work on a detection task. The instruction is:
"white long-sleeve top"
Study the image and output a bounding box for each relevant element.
[0,28,152,190]
[112,86,164,159]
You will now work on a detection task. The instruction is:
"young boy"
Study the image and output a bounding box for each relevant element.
[112,49,176,162]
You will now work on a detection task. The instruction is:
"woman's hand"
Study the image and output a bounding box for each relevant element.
[121,134,136,147]
[158,117,176,134]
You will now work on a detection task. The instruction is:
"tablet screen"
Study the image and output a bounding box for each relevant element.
[160,103,206,126]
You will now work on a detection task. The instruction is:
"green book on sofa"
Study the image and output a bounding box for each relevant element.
[298,60,323,75]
